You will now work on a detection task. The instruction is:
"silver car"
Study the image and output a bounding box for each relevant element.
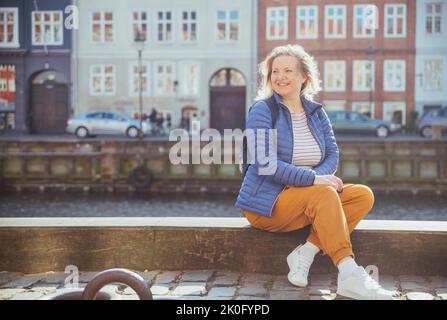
[66,111,150,138]
[416,107,447,138]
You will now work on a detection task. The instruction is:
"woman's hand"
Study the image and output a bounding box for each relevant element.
[313,174,344,192]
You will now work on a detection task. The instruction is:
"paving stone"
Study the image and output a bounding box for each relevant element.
[434,288,447,300]
[400,281,432,292]
[237,283,268,297]
[271,276,305,291]
[0,288,26,300]
[240,273,273,284]
[155,271,181,284]
[309,274,334,286]
[172,282,207,296]
[207,287,237,298]
[406,292,434,300]
[29,284,60,294]
[40,272,68,285]
[399,275,427,283]
[149,284,171,296]
[310,294,337,300]
[181,270,214,282]
[429,276,447,287]
[78,272,98,283]
[212,274,240,286]
[377,275,398,291]
[0,272,24,286]
[137,270,160,284]
[235,295,267,300]
[308,286,332,296]
[269,290,306,300]
[0,274,46,289]
[11,290,45,300]
[118,294,139,300]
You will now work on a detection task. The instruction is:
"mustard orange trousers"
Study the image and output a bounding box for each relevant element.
[241,184,374,266]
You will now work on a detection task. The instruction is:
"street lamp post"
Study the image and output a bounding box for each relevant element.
[134,31,145,140]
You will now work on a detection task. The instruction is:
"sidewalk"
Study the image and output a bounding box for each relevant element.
[1,270,446,300]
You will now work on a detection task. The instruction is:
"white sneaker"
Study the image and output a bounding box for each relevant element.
[287,244,314,287]
[337,267,401,300]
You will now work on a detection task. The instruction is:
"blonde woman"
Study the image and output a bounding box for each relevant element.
[235,44,400,300]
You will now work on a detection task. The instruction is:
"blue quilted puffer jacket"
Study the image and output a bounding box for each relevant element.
[235,92,339,217]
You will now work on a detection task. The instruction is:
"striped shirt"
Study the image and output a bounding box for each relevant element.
[291,111,322,169]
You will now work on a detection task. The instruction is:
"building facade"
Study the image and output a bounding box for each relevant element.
[72,0,257,133]
[258,0,416,130]
[0,0,73,134]
[415,0,447,115]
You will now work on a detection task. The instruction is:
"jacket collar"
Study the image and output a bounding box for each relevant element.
[273,91,322,117]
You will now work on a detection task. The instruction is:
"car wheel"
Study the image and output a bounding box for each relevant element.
[376,126,389,138]
[421,126,432,138]
[75,126,89,138]
[126,126,139,138]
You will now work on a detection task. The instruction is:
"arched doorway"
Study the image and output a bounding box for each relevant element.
[209,68,246,133]
[30,70,68,133]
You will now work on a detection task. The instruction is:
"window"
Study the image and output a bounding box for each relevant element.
[0,64,16,117]
[352,102,375,119]
[90,65,115,95]
[179,62,199,96]
[296,6,318,39]
[424,59,443,91]
[266,7,288,40]
[384,60,405,91]
[86,112,103,119]
[32,11,63,45]
[353,60,374,91]
[0,8,19,47]
[324,61,345,91]
[92,12,113,42]
[383,102,406,125]
[217,10,239,41]
[384,4,406,37]
[129,62,150,96]
[426,3,443,34]
[323,100,346,111]
[181,10,197,42]
[132,11,148,41]
[154,62,176,96]
[157,10,173,42]
[325,5,346,38]
[353,5,376,38]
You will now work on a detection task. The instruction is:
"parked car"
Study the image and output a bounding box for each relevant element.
[416,107,447,138]
[326,111,400,138]
[66,111,150,138]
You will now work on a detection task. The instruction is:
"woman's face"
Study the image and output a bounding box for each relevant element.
[270,55,307,99]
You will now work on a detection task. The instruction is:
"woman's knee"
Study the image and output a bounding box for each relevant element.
[356,185,375,212]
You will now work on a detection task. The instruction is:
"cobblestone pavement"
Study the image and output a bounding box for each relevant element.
[1,270,446,300]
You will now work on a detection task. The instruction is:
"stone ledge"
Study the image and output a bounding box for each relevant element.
[0,218,446,276]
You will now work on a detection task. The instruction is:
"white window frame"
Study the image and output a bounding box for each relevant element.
[128,61,151,97]
[91,11,114,43]
[425,2,443,34]
[0,8,19,48]
[89,64,116,96]
[178,61,200,97]
[353,60,375,92]
[131,10,148,42]
[180,10,198,43]
[383,102,406,125]
[216,9,239,42]
[156,10,174,43]
[32,10,63,46]
[384,60,406,92]
[154,61,176,96]
[324,5,346,39]
[296,5,318,39]
[353,4,376,38]
[324,60,346,92]
[423,59,443,91]
[266,7,288,40]
[323,100,347,111]
[384,4,406,38]
[352,102,375,119]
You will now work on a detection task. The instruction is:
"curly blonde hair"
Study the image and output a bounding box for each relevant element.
[256,44,322,101]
